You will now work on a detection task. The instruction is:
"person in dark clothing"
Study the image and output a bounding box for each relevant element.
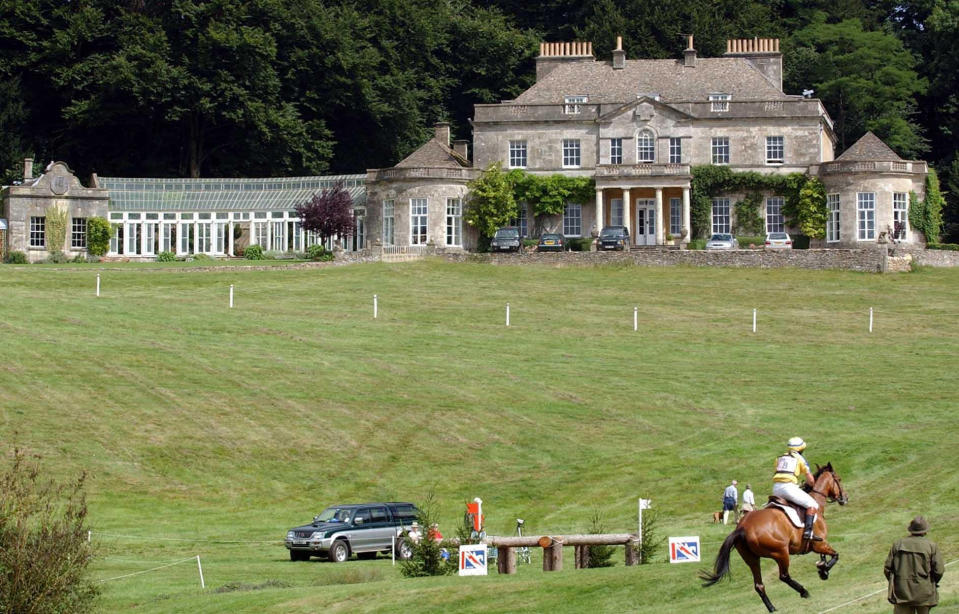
[884,516,944,614]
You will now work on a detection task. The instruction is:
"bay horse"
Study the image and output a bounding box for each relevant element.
[700,463,848,612]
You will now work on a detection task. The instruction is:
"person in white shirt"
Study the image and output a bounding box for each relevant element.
[722,480,739,525]
[741,483,756,518]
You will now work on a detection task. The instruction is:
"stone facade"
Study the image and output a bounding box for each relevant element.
[1,161,109,262]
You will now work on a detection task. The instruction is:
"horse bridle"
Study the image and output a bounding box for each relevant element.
[811,475,848,505]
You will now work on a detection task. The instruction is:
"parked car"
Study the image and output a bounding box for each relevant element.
[705,233,739,250]
[764,232,793,249]
[285,502,418,562]
[490,226,522,252]
[537,233,566,252]
[599,226,630,250]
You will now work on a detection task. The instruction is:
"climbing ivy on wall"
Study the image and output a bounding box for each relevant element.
[45,205,67,253]
[509,171,595,217]
[689,166,827,240]
[909,168,944,242]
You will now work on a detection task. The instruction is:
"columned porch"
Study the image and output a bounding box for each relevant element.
[594,164,691,247]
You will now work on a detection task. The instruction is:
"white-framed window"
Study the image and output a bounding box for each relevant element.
[711,198,731,234]
[857,192,876,241]
[637,130,655,163]
[766,197,785,233]
[766,136,784,164]
[446,198,462,246]
[509,140,527,168]
[669,137,682,164]
[827,194,840,243]
[669,197,682,235]
[411,198,428,245]
[562,139,581,168]
[893,192,908,240]
[711,137,729,164]
[610,138,623,165]
[511,204,528,238]
[709,93,731,112]
[610,198,624,226]
[564,95,587,114]
[382,200,395,246]
[29,216,45,248]
[563,203,582,236]
[71,217,87,249]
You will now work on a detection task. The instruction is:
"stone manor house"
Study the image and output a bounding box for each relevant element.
[1,37,928,262]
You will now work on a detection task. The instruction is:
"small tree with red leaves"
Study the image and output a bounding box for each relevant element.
[294,182,356,246]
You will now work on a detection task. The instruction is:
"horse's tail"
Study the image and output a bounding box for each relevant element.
[699,526,744,587]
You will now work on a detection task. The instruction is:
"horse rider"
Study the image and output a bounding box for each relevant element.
[773,436,822,543]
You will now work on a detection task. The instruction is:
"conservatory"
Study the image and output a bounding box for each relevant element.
[97,175,368,258]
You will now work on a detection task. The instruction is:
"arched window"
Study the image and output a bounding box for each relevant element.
[637,130,655,163]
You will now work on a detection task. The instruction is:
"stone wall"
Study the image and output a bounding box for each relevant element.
[440,247,896,272]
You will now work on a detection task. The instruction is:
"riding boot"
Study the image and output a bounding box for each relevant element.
[803,514,822,542]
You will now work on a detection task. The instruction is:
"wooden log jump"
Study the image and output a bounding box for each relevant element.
[483,533,639,574]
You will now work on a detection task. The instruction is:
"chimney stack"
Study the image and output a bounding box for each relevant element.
[452,140,469,161]
[23,158,33,181]
[434,122,451,146]
[612,36,625,70]
[684,35,696,68]
[724,38,782,91]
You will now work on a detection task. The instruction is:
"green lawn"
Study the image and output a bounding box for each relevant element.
[1,260,957,613]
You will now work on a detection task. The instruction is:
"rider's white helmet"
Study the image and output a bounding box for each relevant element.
[787,436,806,452]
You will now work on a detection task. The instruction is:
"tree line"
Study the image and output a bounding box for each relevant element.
[1,0,956,240]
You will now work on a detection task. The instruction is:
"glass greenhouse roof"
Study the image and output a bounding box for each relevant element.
[99,175,367,212]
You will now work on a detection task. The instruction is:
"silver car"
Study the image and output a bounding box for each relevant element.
[764,232,793,249]
[705,233,739,250]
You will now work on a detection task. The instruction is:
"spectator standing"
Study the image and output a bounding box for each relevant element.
[741,483,756,517]
[722,480,739,525]
[884,516,944,614]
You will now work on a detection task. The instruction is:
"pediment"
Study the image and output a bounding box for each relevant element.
[598,97,693,124]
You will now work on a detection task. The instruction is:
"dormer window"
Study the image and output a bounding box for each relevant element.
[709,94,730,112]
[564,95,587,114]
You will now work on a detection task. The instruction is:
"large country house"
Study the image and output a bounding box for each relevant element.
[1,37,928,261]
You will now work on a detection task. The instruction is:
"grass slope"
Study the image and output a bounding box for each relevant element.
[1,260,957,613]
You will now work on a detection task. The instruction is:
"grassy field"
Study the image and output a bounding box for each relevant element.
[1,259,957,613]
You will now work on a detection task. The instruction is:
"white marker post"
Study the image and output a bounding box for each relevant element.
[87,530,92,542]
[752,308,757,333]
[638,498,651,563]
[633,307,638,332]
[869,307,873,333]
[374,294,378,319]
[196,555,205,589]
[229,284,234,309]
[96,274,100,297]
[506,303,510,327]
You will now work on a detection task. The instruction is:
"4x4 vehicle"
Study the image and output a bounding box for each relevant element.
[490,226,522,252]
[285,502,418,562]
[599,226,630,251]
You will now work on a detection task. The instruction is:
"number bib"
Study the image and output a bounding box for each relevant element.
[775,454,798,474]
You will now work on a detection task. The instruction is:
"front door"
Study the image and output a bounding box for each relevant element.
[635,200,656,246]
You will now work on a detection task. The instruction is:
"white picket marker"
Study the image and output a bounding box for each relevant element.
[196,555,205,589]
[869,307,874,333]
[96,274,100,297]
[374,294,378,319]
[88,530,92,542]
[229,284,234,309]
[633,306,638,332]
[752,308,757,333]
[506,302,511,327]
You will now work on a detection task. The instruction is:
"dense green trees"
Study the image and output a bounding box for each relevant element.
[1,0,957,239]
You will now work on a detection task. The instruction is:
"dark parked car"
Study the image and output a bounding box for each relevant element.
[490,226,522,252]
[285,502,418,562]
[537,233,566,252]
[599,226,630,250]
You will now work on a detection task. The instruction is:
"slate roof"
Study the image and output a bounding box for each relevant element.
[835,132,904,162]
[394,137,470,169]
[514,58,788,105]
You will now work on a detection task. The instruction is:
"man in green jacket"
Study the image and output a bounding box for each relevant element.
[884,516,944,613]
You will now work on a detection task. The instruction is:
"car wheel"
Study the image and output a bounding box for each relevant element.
[328,540,350,563]
[396,537,413,560]
[289,549,310,562]
[357,552,377,560]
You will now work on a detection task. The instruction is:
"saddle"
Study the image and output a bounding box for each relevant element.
[765,496,806,528]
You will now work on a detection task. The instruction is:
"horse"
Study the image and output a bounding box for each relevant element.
[700,463,848,612]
